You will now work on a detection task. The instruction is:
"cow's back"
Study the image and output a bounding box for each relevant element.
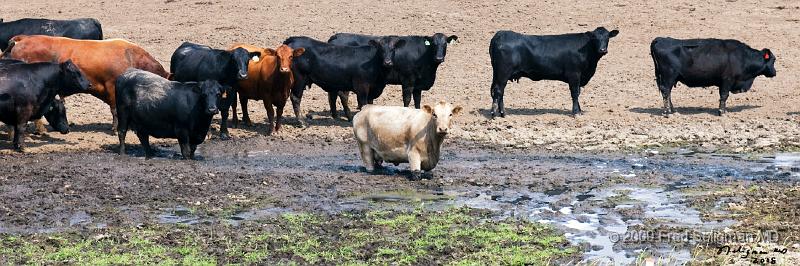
[354,106,427,161]
[6,36,167,104]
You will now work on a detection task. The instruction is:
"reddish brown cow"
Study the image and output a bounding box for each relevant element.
[1,35,169,131]
[230,44,304,135]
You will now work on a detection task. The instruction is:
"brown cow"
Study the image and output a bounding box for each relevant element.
[1,35,169,131]
[230,44,304,135]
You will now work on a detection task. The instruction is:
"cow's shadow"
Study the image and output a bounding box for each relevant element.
[477,108,572,118]
[629,105,760,116]
[340,164,433,180]
[788,112,800,116]
[68,122,115,135]
[100,143,203,160]
[0,129,77,150]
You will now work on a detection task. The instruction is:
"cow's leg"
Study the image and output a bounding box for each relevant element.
[137,133,153,159]
[111,106,118,133]
[264,100,275,136]
[490,79,508,118]
[658,85,674,116]
[413,89,423,109]
[33,119,46,135]
[339,91,353,121]
[327,91,340,120]
[566,75,583,116]
[408,149,423,181]
[358,142,375,172]
[240,96,252,127]
[190,144,198,158]
[12,123,25,152]
[275,101,286,132]
[177,131,192,160]
[231,93,239,128]
[356,91,369,110]
[117,111,129,155]
[7,127,13,141]
[218,86,234,140]
[718,85,731,116]
[290,82,307,128]
[402,84,414,107]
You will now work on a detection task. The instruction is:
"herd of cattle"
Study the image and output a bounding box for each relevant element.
[0,18,779,173]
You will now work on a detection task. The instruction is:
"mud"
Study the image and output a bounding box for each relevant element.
[1,137,798,263]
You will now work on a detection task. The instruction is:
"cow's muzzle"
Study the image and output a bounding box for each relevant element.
[599,49,608,55]
[435,57,445,63]
[383,60,393,67]
[238,72,248,79]
[280,67,291,73]
[207,107,219,115]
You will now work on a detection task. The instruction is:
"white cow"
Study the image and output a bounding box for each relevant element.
[353,101,462,180]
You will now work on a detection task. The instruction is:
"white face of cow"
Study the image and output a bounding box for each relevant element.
[423,101,463,135]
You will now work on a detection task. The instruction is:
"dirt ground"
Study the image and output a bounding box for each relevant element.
[0,0,798,153]
[1,0,800,264]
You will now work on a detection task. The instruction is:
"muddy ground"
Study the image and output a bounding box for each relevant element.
[1,0,800,264]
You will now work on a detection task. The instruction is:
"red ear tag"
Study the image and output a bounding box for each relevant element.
[764,53,770,60]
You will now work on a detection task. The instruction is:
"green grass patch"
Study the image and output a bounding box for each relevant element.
[0,207,577,265]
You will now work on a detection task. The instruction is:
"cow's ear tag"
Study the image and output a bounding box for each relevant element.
[252,55,260,62]
[424,40,431,46]
[764,53,769,60]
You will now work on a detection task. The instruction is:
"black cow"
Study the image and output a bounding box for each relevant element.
[0,18,103,51]
[328,33,458,109]
[170,42,259,140]
[650,38,776,116]
[283,36,395,126]
[0,60,90,151]
[489,27,619,117]
[116,68,224,159]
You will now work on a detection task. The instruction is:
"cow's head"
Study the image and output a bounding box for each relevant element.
[369,36,405,67]
[195,80,223,115]
[423,101,463,136]
[267,44,304,73]
[588,27,619,55]
[230,47,259,80]
[59,60,91,96]
[425,33,458,63]
[44,96,69,134]
[760,49,776,78]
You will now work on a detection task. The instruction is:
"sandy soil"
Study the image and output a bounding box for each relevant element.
[0,0,798,153]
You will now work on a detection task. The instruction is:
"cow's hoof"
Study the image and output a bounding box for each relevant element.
[571,112,583,118]
[13,147,24,153]
[219,133,231,140]
[409,171,423,181]
[717,110,727,116]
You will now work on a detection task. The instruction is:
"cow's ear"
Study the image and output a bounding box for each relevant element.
[424,37,433,46]
[451,106,462,115]
[293,48,305,57]
[261,49,275,56]
[423,105,433,114]
[761,49,772,61]
[609,30,619,38]
[368,39,381,48]
[395,39,406,48]
[447,35,458,44]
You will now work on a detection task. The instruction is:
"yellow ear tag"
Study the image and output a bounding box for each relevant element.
[252,56,260,62]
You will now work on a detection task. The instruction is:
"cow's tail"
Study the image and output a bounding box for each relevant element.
[650,38,663,88]
[91,18,104,40]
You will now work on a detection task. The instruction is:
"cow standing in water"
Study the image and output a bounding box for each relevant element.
[1,35,169,132]
[170,42,259,140]
[353,101,462,180]
[116,68,224,160]
[0,18,103,51]
[650,38,776,116]
[0,60,91,151]
[489,27,619,117]
[229,44,305,135]
[328,33,458,109]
